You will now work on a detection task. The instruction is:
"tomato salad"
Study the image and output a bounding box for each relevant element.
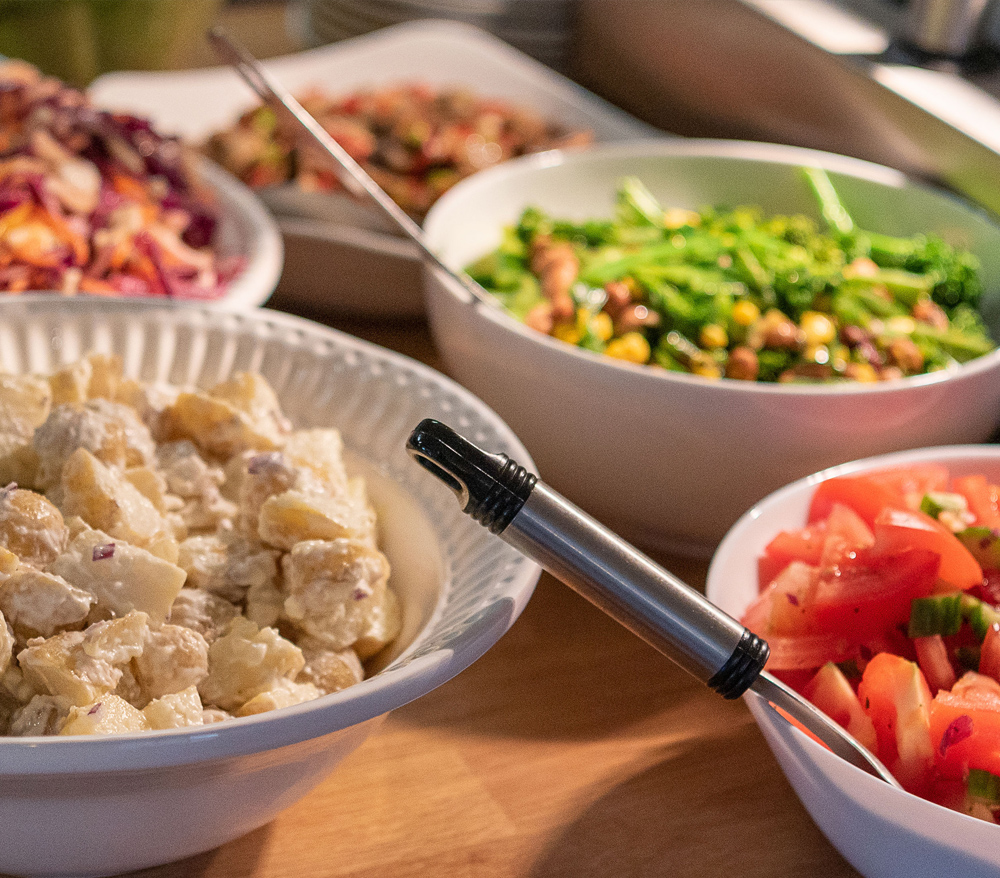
[742,464,1000,820]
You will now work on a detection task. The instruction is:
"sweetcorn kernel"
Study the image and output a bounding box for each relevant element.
[732,300,760,327]
[800,311,836,346]
[604,332,651,364]
[590,311,614,342]
[699,323,728,350]
[846,362,879,382]
[552,321,581,345]
[690,360,723,379]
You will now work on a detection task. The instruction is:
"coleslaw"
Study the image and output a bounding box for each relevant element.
[0,59,241,298]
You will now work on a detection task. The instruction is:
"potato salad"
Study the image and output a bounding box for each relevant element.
[0,354,400,736]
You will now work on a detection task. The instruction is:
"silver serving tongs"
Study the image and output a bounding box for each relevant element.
[406,419,902,787]
[207,27,498,310]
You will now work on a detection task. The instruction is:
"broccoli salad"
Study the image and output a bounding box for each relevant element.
[466,168,995,383]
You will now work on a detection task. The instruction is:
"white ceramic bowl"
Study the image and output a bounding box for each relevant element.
[0,297,540,878]
[423,139,1000,555]
[189,158,283,309]
[706,445,1000,878]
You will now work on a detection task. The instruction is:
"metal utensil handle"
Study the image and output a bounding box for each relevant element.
[207,28,498,310]
[407,419,767,697]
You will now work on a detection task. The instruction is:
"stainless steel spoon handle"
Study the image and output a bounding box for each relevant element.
[407,418,767,697]
[406,419,902,787]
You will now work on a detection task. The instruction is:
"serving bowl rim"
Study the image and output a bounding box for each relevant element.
[423,137,1000,397]
[0,296,540,773]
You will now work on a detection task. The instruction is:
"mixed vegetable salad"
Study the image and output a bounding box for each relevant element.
[0,59,239,298]
[204,82,592,221]
[742,463,1000,819]
[467,170,996,382]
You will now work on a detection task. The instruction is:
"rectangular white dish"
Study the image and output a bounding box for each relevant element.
[89,19,663,316]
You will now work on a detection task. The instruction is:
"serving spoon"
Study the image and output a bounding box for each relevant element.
[206,29,900,788]
[406,419,902,788]
[207,27,497,311]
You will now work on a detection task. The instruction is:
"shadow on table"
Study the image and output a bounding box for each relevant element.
[526,725,862,878]
[392,572,740,743]
[106,821,273,878]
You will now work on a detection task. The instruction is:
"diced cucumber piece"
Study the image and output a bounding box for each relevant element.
[909,593,964,638]
[961,594,1000,641]
[968,769,1000,805]
[920,491,969,520]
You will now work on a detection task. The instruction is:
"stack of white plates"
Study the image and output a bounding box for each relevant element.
[293,0,576,71]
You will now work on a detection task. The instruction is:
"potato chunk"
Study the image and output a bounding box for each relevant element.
[33,398,157,490]
[156,440,235,532]
[49,526,186,624]
[280,538,393,652]
[257,478,376,550]
[0,373,51,486]
[176,533,279,603]
[198,616,304,712]
[164,372,290,458]
[18,611,148,706]
[166,588,239,643]
[0,487,68,568]
[59,448,178,561]
[298,639,364,694]
[60,693,149,735]
[233,678,321,717]
[0,568,93,641]
[143,686,205,730]
[0,609,13,675]
[47,354,123,406]
[131,623,209,703]
[8,693,73,736]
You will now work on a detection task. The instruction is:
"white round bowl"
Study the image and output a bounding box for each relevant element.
[0,297,540,878]
[422,139,1000,555]
[706,444,1000,878]
[194,158,284,309]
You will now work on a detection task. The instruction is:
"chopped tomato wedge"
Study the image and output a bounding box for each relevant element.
[930,676,1000,780]
[758,521,828,588]
[858,653,935,794]
[818,503,874,568]
[763,632,859,671]
[804,662,877,752]
[980,622,1000,683]
[808,475,903,527]
[808,464,949,526]
[745,548,939,642]
[867,464,950,505]
[809,548,939,639]
[873,507,983,592]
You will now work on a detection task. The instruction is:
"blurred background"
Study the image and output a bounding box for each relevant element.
[5,0,1000,209]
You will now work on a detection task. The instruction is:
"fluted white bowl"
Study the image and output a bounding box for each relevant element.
[0,297,539,877]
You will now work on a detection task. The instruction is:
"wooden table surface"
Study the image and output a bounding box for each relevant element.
[110,291,862,878]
